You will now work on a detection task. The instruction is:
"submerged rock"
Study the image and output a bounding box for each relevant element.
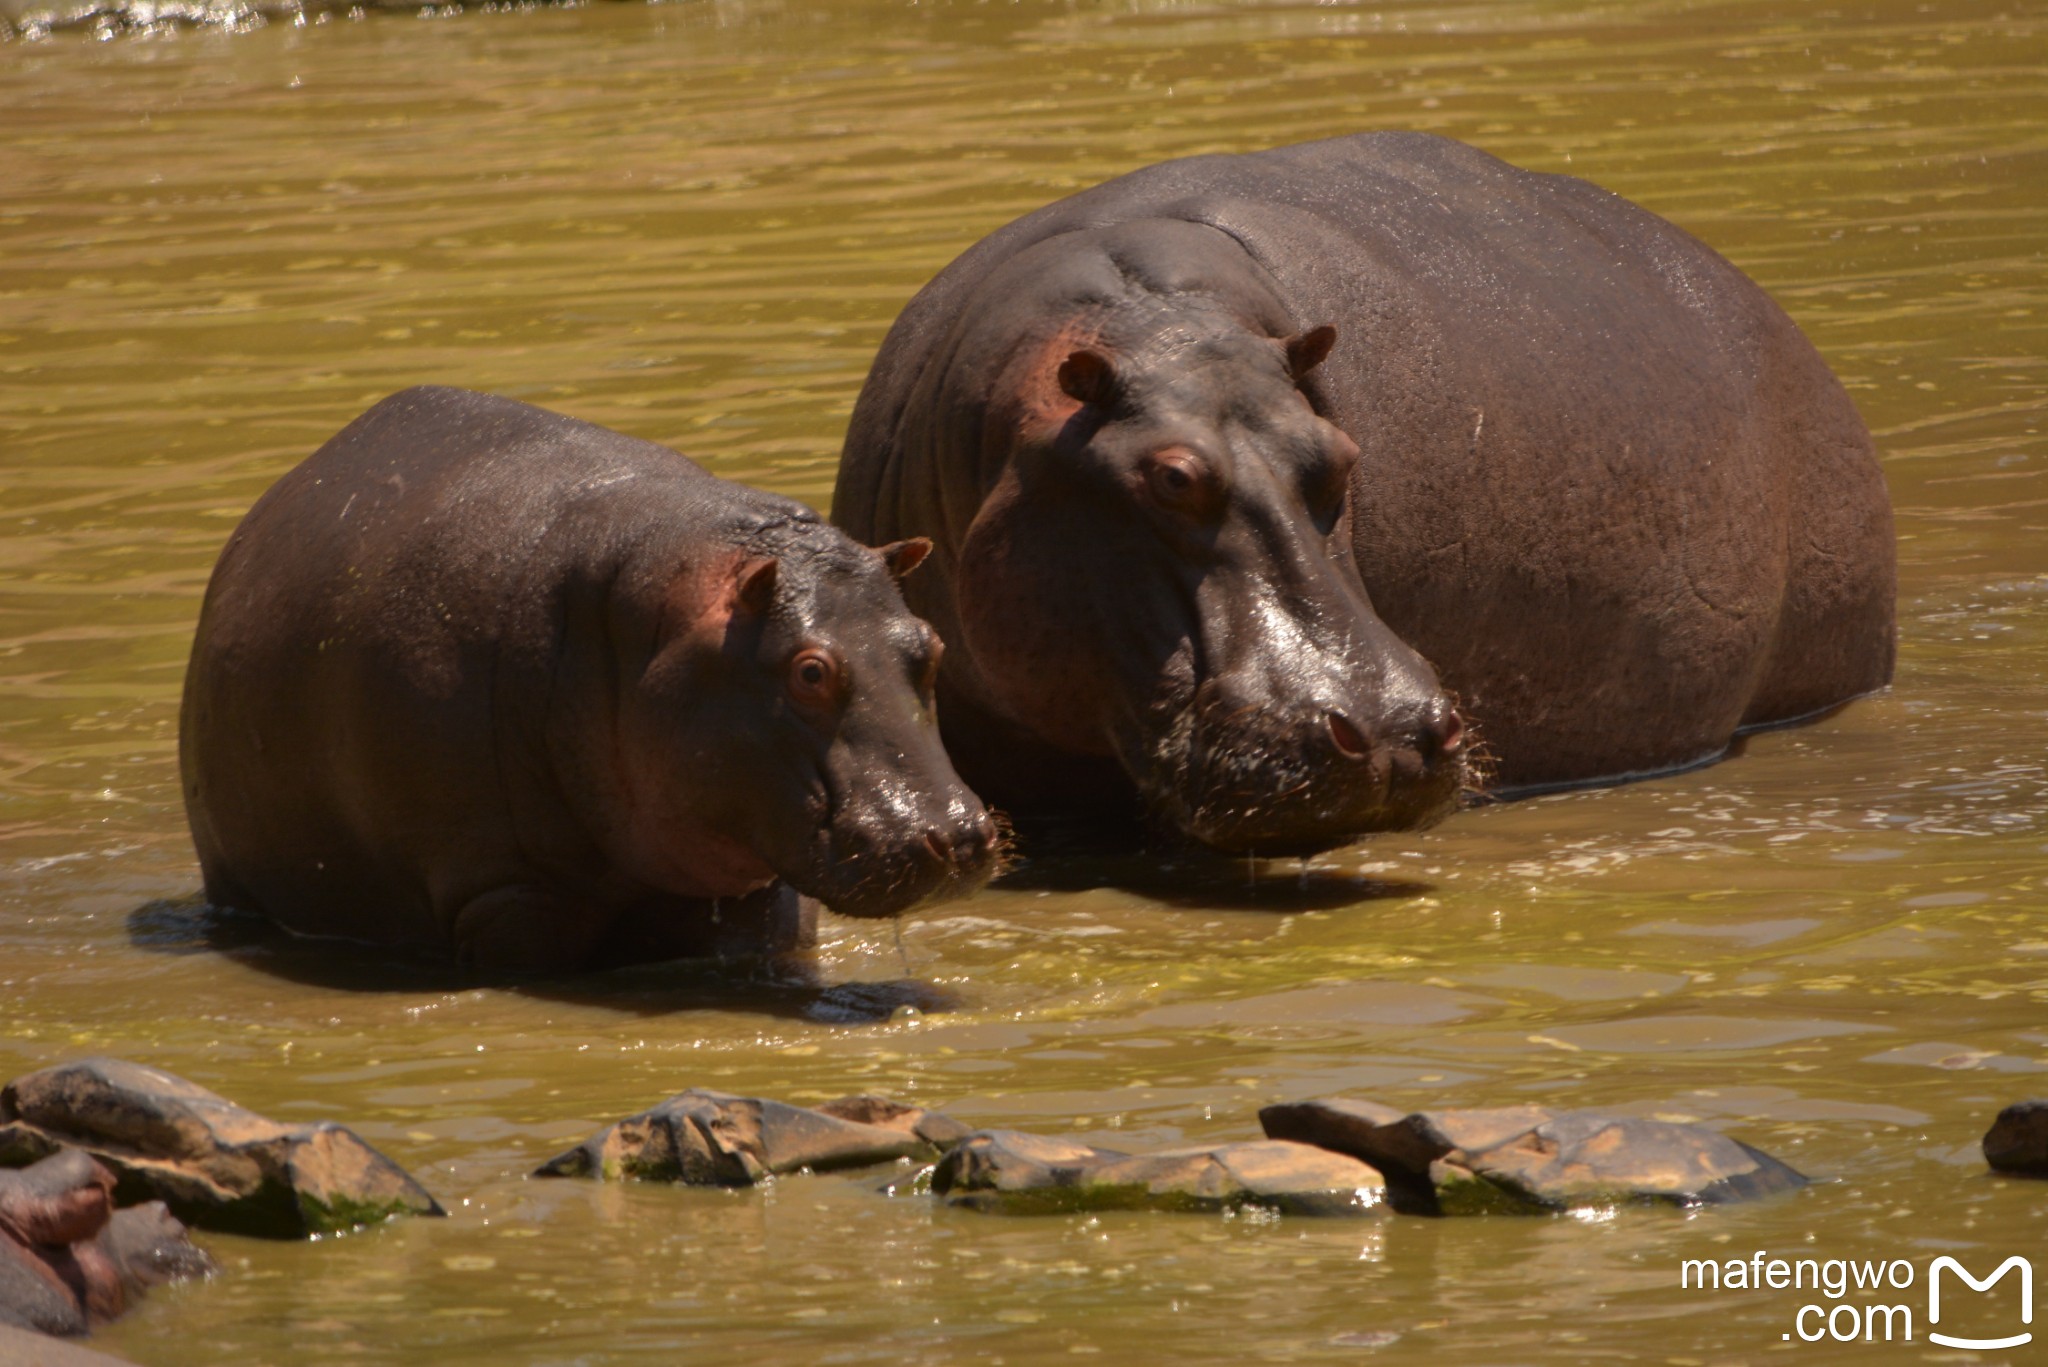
[1260,1098,1806,1215]
[534,1089,966,1185]
[1983,1099,2048,1176]
[0,1058,443,1239]
[930,1131,1386,1216]
[0,1148,212,1339]
[0,1324,143,1366]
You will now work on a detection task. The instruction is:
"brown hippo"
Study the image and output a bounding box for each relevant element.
[182,386,996,975]
[834,131,1894,851]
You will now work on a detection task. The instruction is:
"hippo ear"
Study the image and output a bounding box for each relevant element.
[1057,349,1118,409]
[1285,324,1338,379]
[876,537,933,580]
[732,556,779,619]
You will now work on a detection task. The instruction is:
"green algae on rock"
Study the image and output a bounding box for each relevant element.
[0,1059,443,1240]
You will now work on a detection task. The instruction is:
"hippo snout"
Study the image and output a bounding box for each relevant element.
[918,809,1000,877]
[1141,684,1468,857]
[799,795,1001,921]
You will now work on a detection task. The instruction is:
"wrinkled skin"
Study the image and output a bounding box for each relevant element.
[836,132,1893,846]
[182,387,995,976]
[0,1149,212,1338]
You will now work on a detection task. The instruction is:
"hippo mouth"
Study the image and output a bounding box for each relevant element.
[775,814,1003,921]
[1120,689,1470,856]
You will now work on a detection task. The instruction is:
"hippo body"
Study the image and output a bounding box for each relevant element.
[835,132,1893,844]
[183,387,994,974]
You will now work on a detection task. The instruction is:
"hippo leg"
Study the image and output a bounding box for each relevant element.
[1739,366,1897,730]
[451,886,612,977]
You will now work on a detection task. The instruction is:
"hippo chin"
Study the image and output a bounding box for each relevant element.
[835,132,1893,851]
[181,386,995,975]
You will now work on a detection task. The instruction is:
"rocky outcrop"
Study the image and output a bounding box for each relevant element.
[930,1131,1386,1216]
[0,1148,211,1339]
[1983,1099,2048,1176]
[1259,1098,1807,1214]
[534,1090,970,1185]
[0,1059,443,1239]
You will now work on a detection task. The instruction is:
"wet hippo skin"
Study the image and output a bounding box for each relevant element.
[834,131,1894,850]
[181,386,996,975]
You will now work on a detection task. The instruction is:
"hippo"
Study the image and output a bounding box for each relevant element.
[181,386,997,975]
[833,131,1894,852]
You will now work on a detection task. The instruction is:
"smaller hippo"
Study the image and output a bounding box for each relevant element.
[180,387,996,975]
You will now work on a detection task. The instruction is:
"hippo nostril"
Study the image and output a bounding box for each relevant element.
[1436,708,1465,756]
[1327,711,1372,760]
[966,811,996,852]
[922,830,950,865]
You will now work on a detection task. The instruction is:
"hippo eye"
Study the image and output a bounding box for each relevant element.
[788,648,841,708]
[1142,448,1217,517]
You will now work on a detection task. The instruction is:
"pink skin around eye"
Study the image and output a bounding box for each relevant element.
[1142,446,1224,518]
[788,649,842,710]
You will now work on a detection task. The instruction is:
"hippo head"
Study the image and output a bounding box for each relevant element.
[950,307,1467,854]
[615,519,997,919]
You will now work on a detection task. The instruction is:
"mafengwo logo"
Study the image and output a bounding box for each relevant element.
[1681,1251,2033,1348]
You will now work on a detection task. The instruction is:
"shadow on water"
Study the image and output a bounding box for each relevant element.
[124,897,955,1023]
[991,827,1435,912]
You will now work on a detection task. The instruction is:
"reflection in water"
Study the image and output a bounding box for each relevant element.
[126,896,956,1020]
[1,0,2046,1362]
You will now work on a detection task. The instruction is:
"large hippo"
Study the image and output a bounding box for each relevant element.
[834,131,1894,851]
[182,386,997,975]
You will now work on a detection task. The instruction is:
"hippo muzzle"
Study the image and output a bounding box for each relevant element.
[790,777,1000,920]
[1122,595,1469,856]
[760,652,1001,919]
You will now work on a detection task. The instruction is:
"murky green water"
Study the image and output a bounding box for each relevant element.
[3,0,2046,1361]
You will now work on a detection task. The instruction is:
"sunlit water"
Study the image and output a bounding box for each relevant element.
[2,1,2045,1361]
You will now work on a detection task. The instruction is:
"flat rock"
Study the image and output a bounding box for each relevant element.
[534,1089,964,1185]
[0,1149,211,1339]
[0,1058,443,1239]
[1261,1098,1806,1214]
[813,1094,976,1151]
[931,1131,1385,1216]
[0,1323,140,1366]
[1983,1099,2048,1176]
